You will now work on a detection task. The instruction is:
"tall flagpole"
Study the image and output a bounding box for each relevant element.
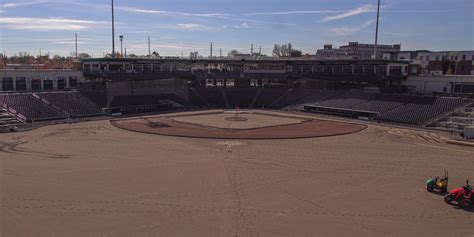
[373,0,380,59]
[111,0,115,58]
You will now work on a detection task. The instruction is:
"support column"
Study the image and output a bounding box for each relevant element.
[66,77,70,89]
[26,78,32,91]
[12,78,17,91]
[53,78,58,90]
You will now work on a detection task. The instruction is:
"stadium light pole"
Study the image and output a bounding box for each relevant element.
[120,35,124,57]
[148,36,151,58]
[75,33,78,59]
[373,0,381,59]
[111,0,115,58]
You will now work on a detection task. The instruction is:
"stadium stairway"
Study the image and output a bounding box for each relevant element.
[189,88,211,108]
[249,87,262,108]
[220,87,230,108]
[268,88,292,109]
[0,106,24,128]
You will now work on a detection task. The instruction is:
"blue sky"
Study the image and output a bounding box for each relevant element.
[0,0,472,57]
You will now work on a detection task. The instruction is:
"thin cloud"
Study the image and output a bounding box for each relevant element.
[0,17,107,31]
[245,10,343,16]
[233,23,250,29]
[118,6,294,26]
[156,23,211,31]
[0,0,50,8]
[321,4,386,22]
[118,6,229,17]
[329,19,375,35]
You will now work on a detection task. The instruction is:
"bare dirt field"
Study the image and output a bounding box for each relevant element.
[111,110,367,139]
[1,111,473,236]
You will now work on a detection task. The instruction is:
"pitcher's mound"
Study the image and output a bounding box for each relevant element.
[111,110,367,139]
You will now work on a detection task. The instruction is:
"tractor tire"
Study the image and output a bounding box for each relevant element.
[444,194,454,204]
[426,185,434,192]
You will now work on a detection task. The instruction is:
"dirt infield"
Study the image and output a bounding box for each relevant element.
[111,110,367,139]
[1,117,474,236]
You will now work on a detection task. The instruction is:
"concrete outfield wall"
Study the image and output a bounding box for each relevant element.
[106,78,189,107]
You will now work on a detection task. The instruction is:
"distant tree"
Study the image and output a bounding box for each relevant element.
[272,44,282,57]
[151,51,160,58]
[78,53,91,59]
[273,43,302,57]
[227,50,241,57]
[290,49,302,57]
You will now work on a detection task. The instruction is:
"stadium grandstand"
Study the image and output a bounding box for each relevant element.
[0,57,473,132]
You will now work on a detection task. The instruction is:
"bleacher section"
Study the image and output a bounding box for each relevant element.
[429,104,474,132]
[352,94,412,114]
[0,107,22,128]
[0,94,68,121]
[37,92,103,117]
[302,91,470,124]
[79,91,107,108]
[0,88,471,128]
[316,91,375,109]
[379,97,468,124]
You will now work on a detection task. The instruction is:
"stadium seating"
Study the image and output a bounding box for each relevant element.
[0,94,68,121]
[352,94,412,113]
[316,91,375,109]
[380,97,469,124]
[0,107,22,127]
[79,91,108,108]
[37,92,103,117]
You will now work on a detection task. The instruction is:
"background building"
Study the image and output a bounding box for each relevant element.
[316,42,401,59]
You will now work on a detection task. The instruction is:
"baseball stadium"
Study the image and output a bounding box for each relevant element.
[1,56,473,236]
